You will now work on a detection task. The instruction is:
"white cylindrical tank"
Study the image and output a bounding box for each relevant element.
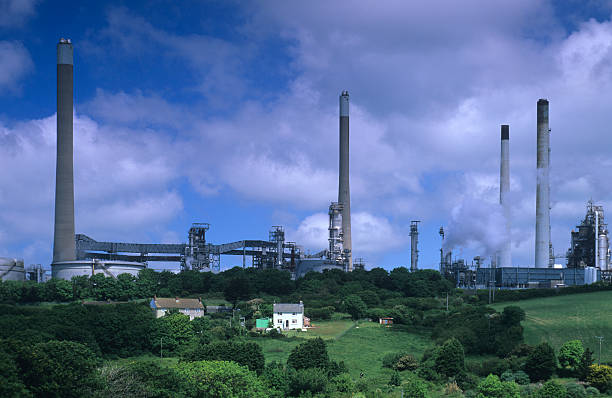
[0,257,26,281]
[52,260,145,280]
[599,233,608,270]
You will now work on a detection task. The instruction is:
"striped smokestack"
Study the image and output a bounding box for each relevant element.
[535,99,550,268]
[339,91,352,271]
[499,125,511,267]
[52,39,76,265]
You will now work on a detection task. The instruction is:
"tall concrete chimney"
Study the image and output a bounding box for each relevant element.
[339,91,352,271]
[52,39,76,264]
[410,221,420,271]
[535,99,550,268]
[499,125,511,267]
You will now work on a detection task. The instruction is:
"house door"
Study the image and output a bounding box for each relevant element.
[285,320,289,329]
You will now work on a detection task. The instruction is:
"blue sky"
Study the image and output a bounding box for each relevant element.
[3,0,612,271]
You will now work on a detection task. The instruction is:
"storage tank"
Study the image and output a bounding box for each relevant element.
[52,259,145,280]
[0,257,26,281]
[599,233,609,270]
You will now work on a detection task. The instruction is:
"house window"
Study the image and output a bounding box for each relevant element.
[292,312,296,315]
[292,319,297,323]
[277,312,282,315]
[277,319,282,324]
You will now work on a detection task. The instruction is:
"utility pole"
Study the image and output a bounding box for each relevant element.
[596,336,604,365]
[446,293,449,312]
[160,337,163,359]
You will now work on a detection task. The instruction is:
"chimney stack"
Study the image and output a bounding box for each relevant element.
[410,221,420,271]
[499,125,511,267]
[535,99,550,268]
[339,91,352,271]
[52,38,76,267]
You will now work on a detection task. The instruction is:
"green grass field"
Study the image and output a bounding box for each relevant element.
[252,320,431,387]
[492,290,612,363]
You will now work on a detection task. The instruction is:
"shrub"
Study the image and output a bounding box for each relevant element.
[513,370,530,385]
[403,377,428,398]
[534,380,567,398]
[182,341,265,374]
[524,342,556,381]
[382,351,407,368]
[394,354,419,371]
[479,358,509,377]
[177,360,267,398]
[587,364,612,392]
[24,340,101,398]
[566,382,587,398]
[476,374,520,398]
[388,371,401,386]
[330,373,354,393]
[289,367,328,396]
[585,386,600,396]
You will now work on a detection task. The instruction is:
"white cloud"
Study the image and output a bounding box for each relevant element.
[289,211,405,258]
[0,41,32,93]
[0,0,38,28]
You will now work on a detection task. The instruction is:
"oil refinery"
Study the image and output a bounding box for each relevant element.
[1,39,611,288]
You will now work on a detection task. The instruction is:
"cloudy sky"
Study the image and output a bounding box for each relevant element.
[2,0,612,271]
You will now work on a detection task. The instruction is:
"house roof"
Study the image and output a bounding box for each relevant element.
[153,297,203,309]
[273,303,304,313]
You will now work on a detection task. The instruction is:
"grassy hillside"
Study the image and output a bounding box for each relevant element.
[492,290,612,363]
[252,320,431,386]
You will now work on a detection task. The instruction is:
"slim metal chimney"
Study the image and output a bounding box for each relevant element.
[52,39,76,264]
[339,91,352,271]
[410,221,420,271]
[499,125,511,267]
[535,99,550,268]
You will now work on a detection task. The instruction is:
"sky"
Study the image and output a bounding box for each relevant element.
[2,0,612,272]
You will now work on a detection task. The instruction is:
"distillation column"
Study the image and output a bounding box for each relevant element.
[339,91,352,271]
[52,38,76,265]
[535,99,550,268]
[499,125,511,267]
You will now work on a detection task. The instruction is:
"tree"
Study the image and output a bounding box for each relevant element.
[150,312,194,354]
[434,338,465,378]
[577,348,595,381]
[287,337,330,370]
[177,360,268,398]
[24,340,101,398]
[224,277,252,307]
[559,340,585,371]
[524,342,557,381]
[344,294,367,320]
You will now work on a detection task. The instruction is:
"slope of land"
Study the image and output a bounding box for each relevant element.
[492,290,612,363]
[252,320,431,386]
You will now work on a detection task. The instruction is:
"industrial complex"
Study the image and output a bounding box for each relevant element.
[1,39,611,289]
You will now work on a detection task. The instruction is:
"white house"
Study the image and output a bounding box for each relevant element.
[273,302,304,330]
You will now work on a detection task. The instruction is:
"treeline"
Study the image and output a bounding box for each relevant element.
[0,267,453,306]
[473,281,612,303]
